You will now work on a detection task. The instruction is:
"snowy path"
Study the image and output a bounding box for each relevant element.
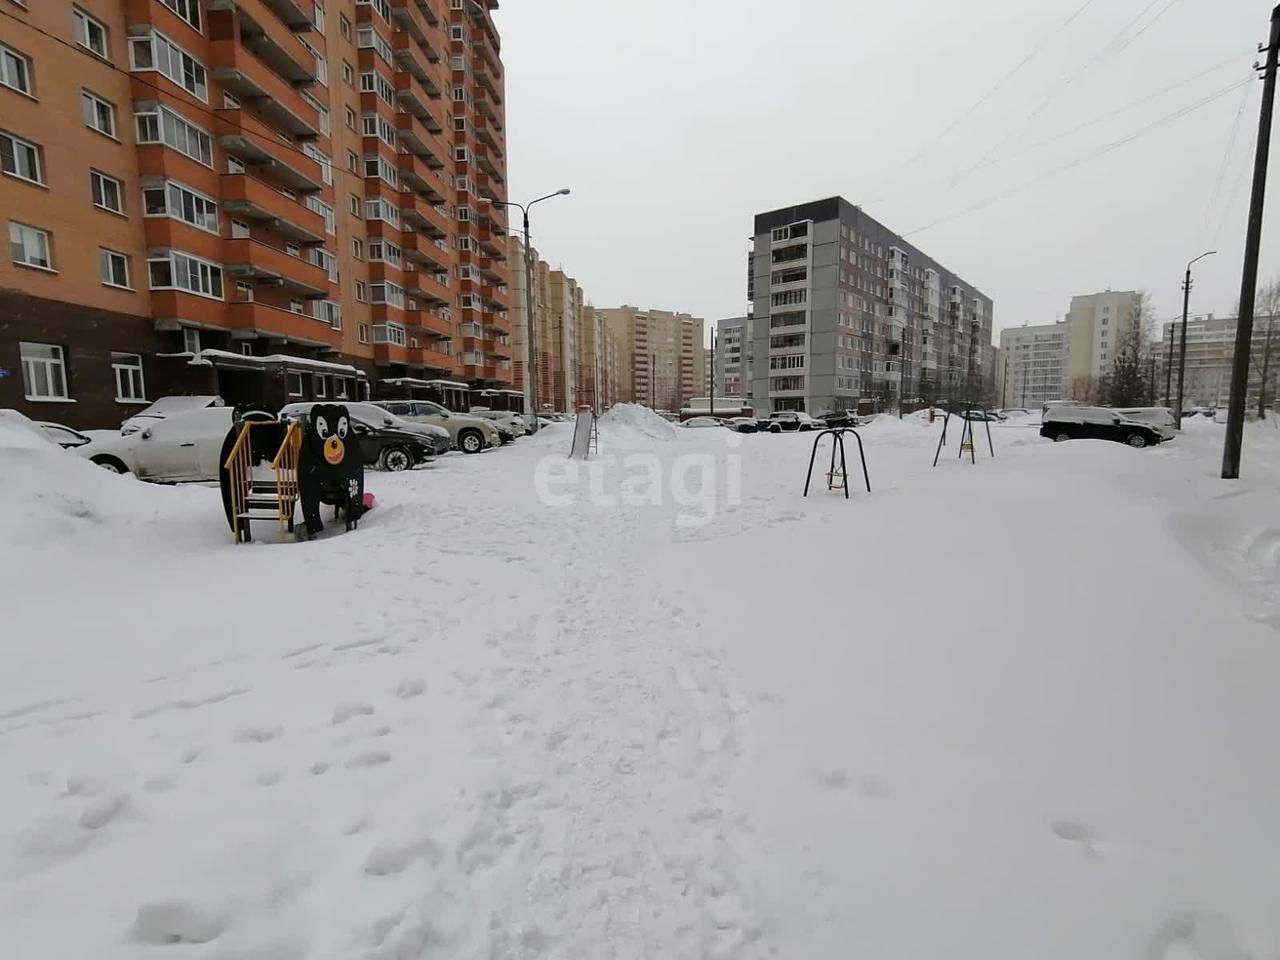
[3,413,1280,958]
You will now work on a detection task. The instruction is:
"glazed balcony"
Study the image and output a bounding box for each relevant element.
[210,41,321,138]
[223,237,328,295]
[400,191,451,237]
[215,109,325,191]
[221,173,326,243]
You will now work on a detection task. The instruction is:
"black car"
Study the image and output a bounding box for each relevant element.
[819,411,860,429]
[1040,406,1163,448]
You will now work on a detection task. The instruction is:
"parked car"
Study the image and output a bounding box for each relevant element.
[121,395,224,435]
[1114,406,1177,441]
[37,421,93,449]
[767,411,822,433]
[961,409,1005,421]
[79,407,238,480]
[1040,406,1164,448]
[819,411,860,429]
[372,399,499,453]
[279,402,446,471]
[681,416,725,429]
[470,409,527,441]
[999,408,1032,417]
[725,417,759,433]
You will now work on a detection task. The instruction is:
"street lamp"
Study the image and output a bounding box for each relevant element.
[1175,250,1217,430]
[479,189,571,433]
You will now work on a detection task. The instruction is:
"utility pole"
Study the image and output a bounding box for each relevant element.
[1224,4,1280,477]
[1259,313,1275,418]
[1177,251,1217,429]
[1001,350,1009,409]
[710,329,716,419]
[1164,321,1174,405]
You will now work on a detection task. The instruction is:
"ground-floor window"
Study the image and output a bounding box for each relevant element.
[112,352,145,401]
[20,341,68,400]
[287,372,304,396]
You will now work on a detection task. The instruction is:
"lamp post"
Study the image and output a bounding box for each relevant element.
[479,189,570,433]
[1175,250,1217,430]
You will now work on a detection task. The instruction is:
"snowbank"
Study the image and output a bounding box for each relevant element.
[599,402,677,445]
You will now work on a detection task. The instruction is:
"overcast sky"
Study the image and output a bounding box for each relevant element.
[495,0,1278,342]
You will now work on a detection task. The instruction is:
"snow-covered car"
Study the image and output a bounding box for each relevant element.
[999,408,1032,417]
[819,411,859,429]
[1040,406,1163,448]
[470,409,526,442]
[725,417,759,433]
[37,421,92,449]
[961,409,1005,421]
[79,406,238,480]
[767,411,821,433]
[681,416,725,429]
[279,402,450,465]
[1114,407,1177,440]
[371,400,499,453]
[121,395,224,435]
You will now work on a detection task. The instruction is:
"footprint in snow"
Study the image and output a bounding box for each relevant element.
[345,750,391,769]
[234,725,283,743]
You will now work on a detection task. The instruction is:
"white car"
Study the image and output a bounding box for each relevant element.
[681,416,725,429]
[121,395,224,435]
[79,407,237,481]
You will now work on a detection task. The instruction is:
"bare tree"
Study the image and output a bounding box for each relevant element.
[1253,279,1280,418]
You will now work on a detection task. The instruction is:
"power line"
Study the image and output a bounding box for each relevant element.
[1202,79,1254,240]
[905,77,1252,237]
[1211,120,1259,246]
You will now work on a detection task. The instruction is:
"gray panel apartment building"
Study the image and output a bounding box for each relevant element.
[750,198,994,414]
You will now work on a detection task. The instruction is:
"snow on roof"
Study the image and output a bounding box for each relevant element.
[194,350,367,377]
[380,378,469,389]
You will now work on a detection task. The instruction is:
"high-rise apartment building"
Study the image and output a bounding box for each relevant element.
[999,321,1069,408]
[1155,313,1278,409]
[713,315,750,398]
[1064,290,1142,395]
[750,198,993,415]
[1,0,510,428]
[597,306,705,412]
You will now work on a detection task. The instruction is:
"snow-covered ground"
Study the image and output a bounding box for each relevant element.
[3,409,1280,959]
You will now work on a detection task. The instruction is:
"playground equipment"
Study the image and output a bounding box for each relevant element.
[803,428,871,498]
[219,404,366,543]
[569,408,597,460]
[932,403,995,467]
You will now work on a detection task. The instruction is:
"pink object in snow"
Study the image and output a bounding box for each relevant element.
[362,493,376,511]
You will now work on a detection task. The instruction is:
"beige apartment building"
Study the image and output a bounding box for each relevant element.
[1065,290,1143,394]
[596,306,705,411]
[999,320,1069,407]
[1,0,513,429]
[1156,313,1278,409]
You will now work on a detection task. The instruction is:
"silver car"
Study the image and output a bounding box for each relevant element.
[372,400,499,453]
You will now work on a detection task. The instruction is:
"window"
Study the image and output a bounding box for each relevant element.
[0,43,32,96]
[235,280,253,300]
[361,113,396,148]
[371,281,405,308]
[351,238,363,259]
[20,342,68,400]
[344,106,357,130]
[450,25,465,41]
[290,298,304,314]
[10,221,52,269]
[359,70,395,106]
[73,8,109,59]
[230,218,250,239]
[158,0,201,30]
[312,0,324,31]
[354,280,367,302]
[373,321,407,345]
[135,106,212,166]
[240,342,254,356]
[357,0,391,22]
[111,352,145,401]
[346,149,358,172]
[90,170,124,214]
[99,248,130,288]
[365,197,399,226]
[339,13,352,39]
[148,250,224,299]
[130,31,207,101]
[336,378,350,400]
[342,60,355,86]
[182,327,201,353]
[1,130,42,183]
[144,180,218,233]
[222,91,240,109]
[363,154,398,187]
[287,372,303,396]
[454,145,469,163]
[226,155,245,174]
[315,374,328,398]
[358,322,370,344]
[349,193,361,216]
[357,25,394,64]
[368,240,402,266]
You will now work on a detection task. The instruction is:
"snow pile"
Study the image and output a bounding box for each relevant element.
[599,402,677,443]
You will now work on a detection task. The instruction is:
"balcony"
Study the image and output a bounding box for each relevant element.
[476,224,505,257]
[396,152,448,202]
[389,0,431,44]
[400,191,451,237]
[395,112,448,166]
[395,72,446,130]
[225,299,340,346]
[223,238,328,295]
[210,40,320,138]
[403,265,451,305]
[392,30,438,87]
[221,173,325,242]
[475,143,504,180]
[402,228,452,271]
[463,363,500,381]
[373,339,412,366]
[405,306,453,339]
[417,346,456,372]
[208,0,317,82]
[215,109,324,191]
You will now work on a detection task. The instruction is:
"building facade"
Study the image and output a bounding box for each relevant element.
[1064,290,1142,394]
[713,314,749,398]
[999,321,1069,408]
[749,197,993,415]
[596,305,705,412]
[1,0,511,428]
[1156,313,1279,409]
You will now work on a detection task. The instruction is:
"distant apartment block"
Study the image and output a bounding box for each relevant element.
[999,321,1069,407]
[750,197,993,415]
[1,0,512,428]
[1065,290,1143,392]
[597,306,706,411]
[1156,313,1279,408]
[714,315,750,398]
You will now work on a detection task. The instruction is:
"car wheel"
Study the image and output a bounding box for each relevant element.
[459,429,484,454]
[1053,433,1070,443]
[92,455,129,474]
[769,424,781,433]
[380,446,413,471]
[1126,433,1149,449]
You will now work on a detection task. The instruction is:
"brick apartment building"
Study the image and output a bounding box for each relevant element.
[0,0,512,429]
[596,305,705,412]
[750,197,994,415]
